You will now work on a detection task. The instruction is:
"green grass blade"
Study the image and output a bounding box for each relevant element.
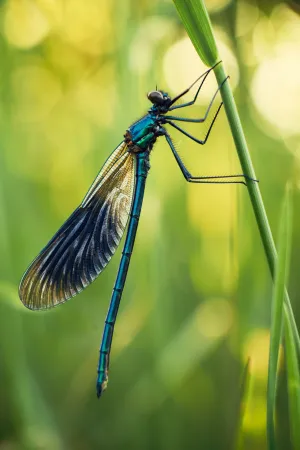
[267,190,292,450]
[236,358,252,450]
[172,0,218,66]
[284,310,300,448]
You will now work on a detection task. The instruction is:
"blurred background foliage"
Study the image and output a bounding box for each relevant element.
[0,0,300,449]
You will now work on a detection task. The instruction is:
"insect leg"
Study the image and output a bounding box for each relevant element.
[165,77,228,123]
[168,61,222,111]
[163,132,257,185]
[165,102,223,145]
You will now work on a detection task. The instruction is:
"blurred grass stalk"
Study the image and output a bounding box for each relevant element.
[172,0,300,350]
[284,299,300,449]
[267,190,292,450]
[236,358,252,450]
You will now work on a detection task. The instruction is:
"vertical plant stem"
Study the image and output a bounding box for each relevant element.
[172,0,300,446]
[267,190,292,450]
[213,63,300,351]
[284,310,300,449]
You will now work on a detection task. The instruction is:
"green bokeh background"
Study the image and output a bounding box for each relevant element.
[0,0,300,449]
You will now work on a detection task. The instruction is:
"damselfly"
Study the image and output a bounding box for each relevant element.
[19,63,255,397]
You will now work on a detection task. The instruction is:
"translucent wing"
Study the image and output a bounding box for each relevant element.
[19,142,135,310]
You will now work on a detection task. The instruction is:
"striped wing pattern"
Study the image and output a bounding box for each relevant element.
[19,142,135,310]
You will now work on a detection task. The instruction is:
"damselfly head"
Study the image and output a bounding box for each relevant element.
[147,90,170,106]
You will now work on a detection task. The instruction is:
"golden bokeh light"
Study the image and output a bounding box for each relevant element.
[196,297,234,339]
[243,329,270,380]
[241,330,278,435]
[4,0,52,49]
[206,0,231,13]
[251,50,300,137]
[163,32,239,102]
[250,5,300,137]
[130,17,174,74]
[61,0,112,55]
[188,182,237,236]
[243,395,266,435]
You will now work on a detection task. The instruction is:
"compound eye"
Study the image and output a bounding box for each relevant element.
[147,90,164,105]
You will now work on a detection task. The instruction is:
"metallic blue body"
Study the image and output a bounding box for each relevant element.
[97,151,150,396]
[129,114,156,143]
[97,100,219,396]
[125,111,160,152]
[97,111,158,396]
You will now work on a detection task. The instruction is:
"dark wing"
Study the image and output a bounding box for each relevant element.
[19,142,135,310]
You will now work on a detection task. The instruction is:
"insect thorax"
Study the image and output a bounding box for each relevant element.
[125,114,158,153]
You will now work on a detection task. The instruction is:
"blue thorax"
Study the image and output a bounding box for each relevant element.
[128,113,156,143]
